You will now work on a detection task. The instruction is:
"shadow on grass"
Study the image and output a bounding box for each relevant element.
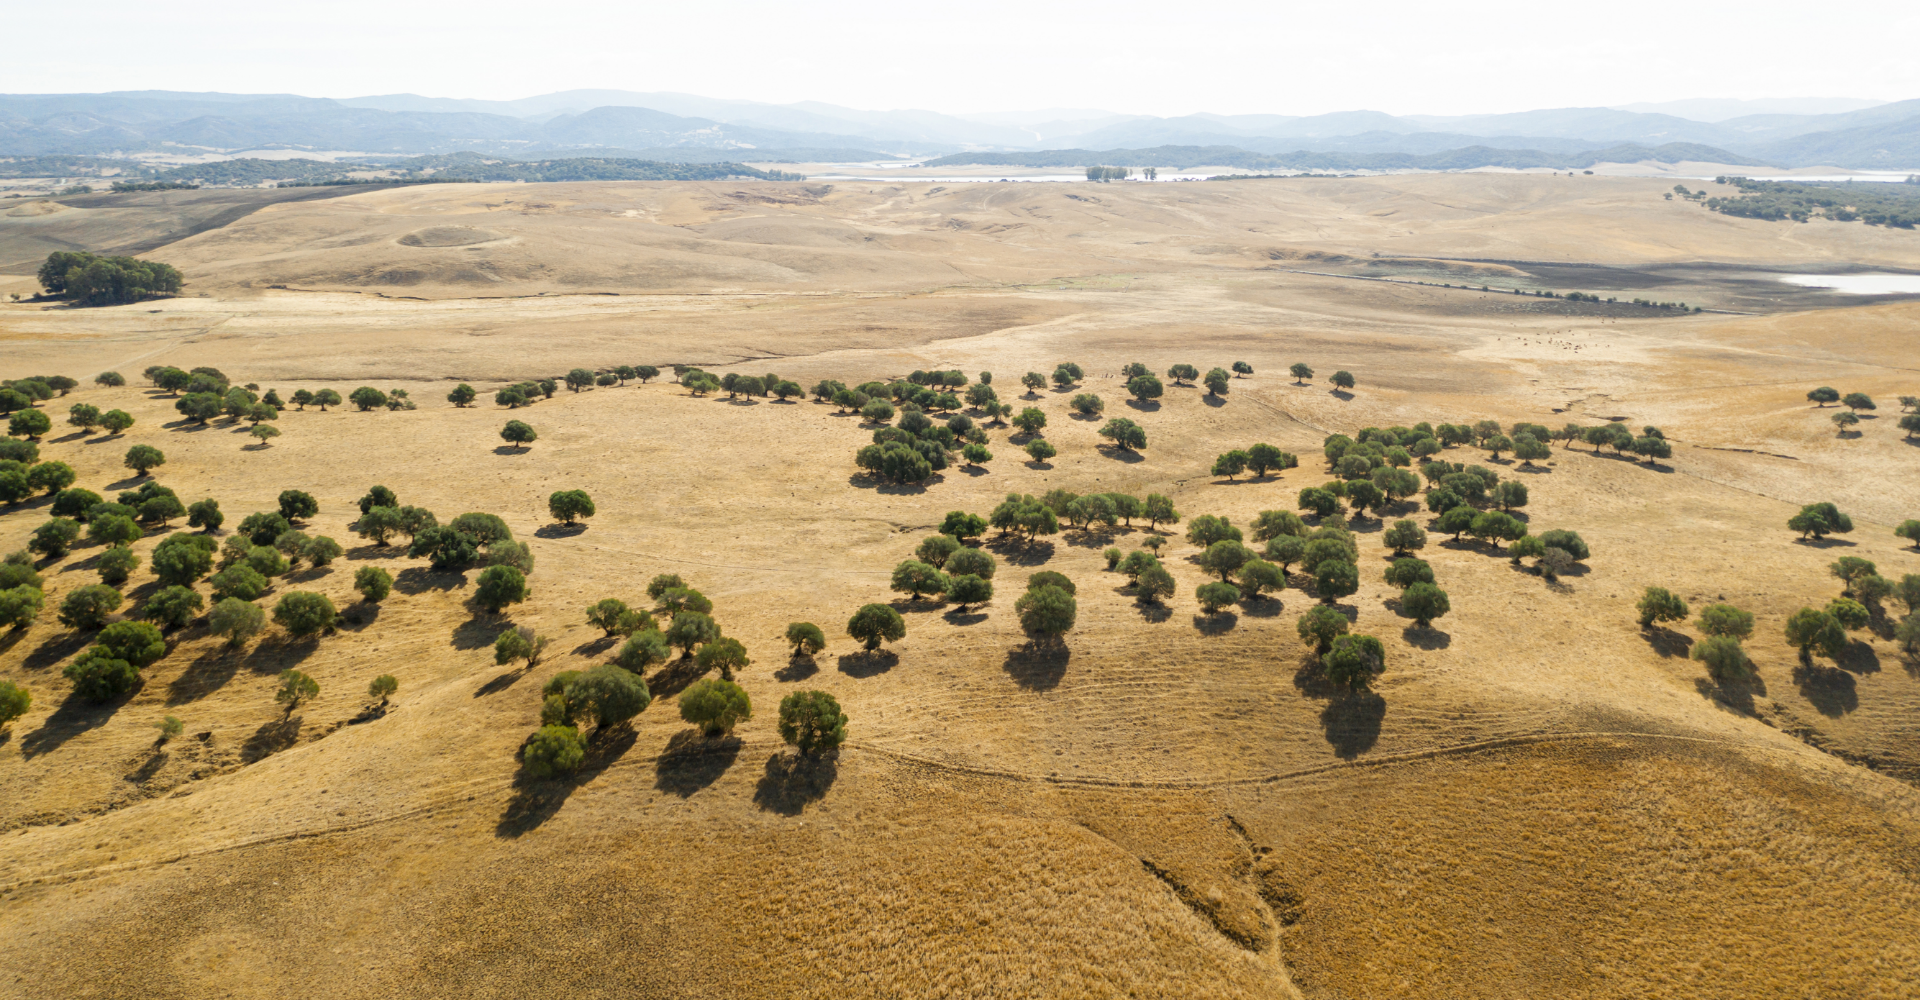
[1134,599,1172,623]
[474,665,534,698]
[985,537,1056,566]
[239,715,303,764]
[645,656,710,699]
[655,729,742,798]
[534,523,588,540]
[753,751,838,816]
[1002,640,1068,690]
[20,685,137,758]
[1695,671,1768,716]
[1240,596,1284,618]
[1792,661,1858,717]
[496,724,638,838]
[492,445,532,456]
[943,609,989,626]
[334,601,382,632]
[1834,639,1880,675]
[451,616,509,651]
[775,655,819,682]
[1096,446,1146,464]
[1792,537,1856,548]
[1192,612,1238,635]
[395,566,467,595]
[837,649,897,679]
[1290,656,1384,757]
[21,630,91,671]
[167,647,243,705]
[1641,627,1693,659]
[1402,625,1452,650]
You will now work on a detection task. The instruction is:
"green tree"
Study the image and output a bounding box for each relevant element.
[1246,443,1291,478]
[779,690,848,755]
[1841,392,1875,413]
[1071,393,1104,416]
[1383,558,1434,590]
[8,409,52,440]
[1383,519,1427,555]
[1199,539,1252,581]
[274,669,319,715]
[916,534,961,569]
[569,665,653,729]
[1806,386,1839,406]
[1203,368,1231,396]
[94,619,166,667]
[58,584,122,629]
[500,420,537,449]
[0,584,42,631]
[24,461,72,497]
[1012,407,1048,436]
[847,603,906,651]
[892,560,949,600]
[140,585,202,630]
[1289,363,1314,384]
[1691,635,1751,681]
[151,534,215,587]
[1167,363,1199,385]
[680,678,752,737]
[1696,603,1754,639]
[1330,370,1355,390]
[665,611,720,656]
[1323,634,1383,688]
[50,488,102,520]
[1195,581,1240,613]
[1297,605,1349,651]
[123,444,165,476]
[447,383,477,407]
[95,545,140,587]
[1400,581,1450,627]
[940,511,987,542]
[210,564,268,602]
[368,674,399,707]
[1237,559,1285,598]
[786,621,827,657]
[548,490,595,525]
[1826,597,1870,631]
[1829,556,1879,593]
[1099,418,1146,450]
[473,565,527,613]
[695,636,751,681]
[88,513,142,549]
[1785,607,1848,660]
[1789,502,1853,539]
[1016,584,1077,640]
[1899,520,1920,549]
[64,651,139,701]
[206,597,265,648]
[1314,560,1359,603]
[1636,587,1689,628]
[272,591,336,638]
[1186,514,1241,548]
[523,725,586,778]
[605,629,665,673]
[28,517,80,559]
[348,387,387,411]
[1212,449,1249,480]
[1126,374,1164,401]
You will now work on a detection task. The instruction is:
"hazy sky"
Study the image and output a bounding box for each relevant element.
[6,0,1914,117]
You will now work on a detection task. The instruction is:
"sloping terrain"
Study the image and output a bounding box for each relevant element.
[0,175,1917,998]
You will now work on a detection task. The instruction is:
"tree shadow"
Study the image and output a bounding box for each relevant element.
[534,523,588,539]
[985,537,1055,566]
[344,544,392,561]
[452,616,508,651]
[166,648,243,705]
[943,608,989,626]
[1023,460,1054,471]
[645,656,711,699]
[334,602,382,632]
[837,649,897,678]
[1792,662,1858,717]
[1329,389,1354,401]
[846,473,930,495]
[1096,447,1146,464]
[1002,640,1069,690]
[126,749,170,785]
[752,751,839,816]
[1834,640,1880,675]
[496,724,638,837]
[1514,465,1553,475]
[1792,537,1856,548]
[1401,625,1452,650]
[1124,398,1161,412]
[1240,597,1283,618]
[1694,672,1768,716]
[1134,599,1173,623]
[239,716,303,763]
[1192,612,1238,635]
[1202,394,1227,408]
[571,634,618,658]
[20,685,137,758]
[491,446,531,456]
[654,729,742,798]
[1320,691,1385,759]
[774,655,819,682]
[1640,627,1693,659]
[395,566,467,595]
[242,635,321,673]
[21,630,91,671]
[473,665,534,698]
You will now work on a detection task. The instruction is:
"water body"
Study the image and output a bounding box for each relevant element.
[1780,274,1920,295]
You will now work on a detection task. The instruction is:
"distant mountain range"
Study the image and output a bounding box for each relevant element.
[3,90,1919,170]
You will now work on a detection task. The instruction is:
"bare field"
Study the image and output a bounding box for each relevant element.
[1,175,1918,999]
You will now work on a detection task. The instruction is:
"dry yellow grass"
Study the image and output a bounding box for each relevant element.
[1,175,1917,998]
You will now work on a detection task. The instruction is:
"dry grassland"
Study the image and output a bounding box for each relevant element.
[0,175,1917,998]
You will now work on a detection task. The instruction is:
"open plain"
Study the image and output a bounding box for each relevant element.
[1,174,1918,998]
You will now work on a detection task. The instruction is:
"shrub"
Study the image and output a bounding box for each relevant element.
[1323,633,1383,689]
[787,621,827,657]
[271,591,335,638]
[473,565,527,613]
[151,534,215,587]
[1235,559,1285,598]
[210,564,269,602]
[946,574,994,611]
[549,490,595,524]
[523,725,587,778]
[1896,520,1920,549]
[49,488,100,521]
[1383,519,1427,554]
[1636,587,1689,628]
[1199,539,1252,581]
[95,620,166,667]
[1692,635,1751,681]
[915,533,961,569]
[1789,502,1852,539]
[0,585,45,630]
[58,584,123,629]
[87,514,141,549]
[25,461,73,496]
[1826,597,1870,631]
[778,690,848,755]
[1099,417,1147,450]
[695,636,752,681]
[0,680,30,726]
[680,678,753,737]
[1071,393,1104,416]
[271,490,316,523]
[1252,510,1308,543]
[1011,407,1047,436]
[664,611,720,655]
[8,409,52,440]
[139,585,203,630]
[245,544,290,579]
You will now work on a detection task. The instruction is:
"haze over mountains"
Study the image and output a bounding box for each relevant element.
[4,89,1919,169]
